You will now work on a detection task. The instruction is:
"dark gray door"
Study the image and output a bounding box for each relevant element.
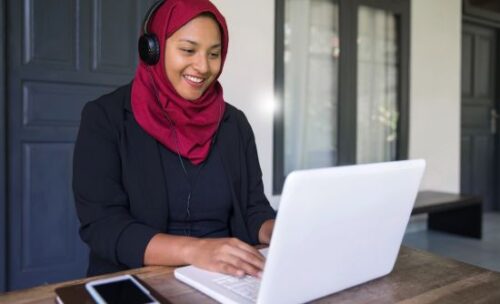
[461,23,498,211]
[6,0,155,291]
[0,0,7,293]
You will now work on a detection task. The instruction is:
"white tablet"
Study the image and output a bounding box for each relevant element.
[85,274,160,304]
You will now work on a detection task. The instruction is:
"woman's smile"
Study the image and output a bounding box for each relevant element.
[183,73,206,87]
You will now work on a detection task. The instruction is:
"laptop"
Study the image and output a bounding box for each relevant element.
[175,159,426,304]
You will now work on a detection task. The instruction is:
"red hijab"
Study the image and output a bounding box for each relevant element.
[131,0,228,165]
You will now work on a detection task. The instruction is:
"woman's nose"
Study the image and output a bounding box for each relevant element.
[193,53,209,73]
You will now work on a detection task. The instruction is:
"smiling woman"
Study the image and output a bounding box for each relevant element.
[72,0,276,279]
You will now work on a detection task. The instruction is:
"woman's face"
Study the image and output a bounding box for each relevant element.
[164,15,222,101]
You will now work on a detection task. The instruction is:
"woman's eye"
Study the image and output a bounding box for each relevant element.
[209,52,220,58]
[180,48,194,54]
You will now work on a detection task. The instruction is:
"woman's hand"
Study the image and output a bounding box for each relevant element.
[144,234,266,277]
[258,219,275,244]
[186,238,265,277]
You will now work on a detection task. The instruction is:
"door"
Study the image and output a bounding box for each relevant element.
[6,0,155,291]
[0,0,6,293]
[461,23,498,211]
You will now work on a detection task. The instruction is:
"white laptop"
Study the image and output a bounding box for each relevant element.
[175,159,426,304]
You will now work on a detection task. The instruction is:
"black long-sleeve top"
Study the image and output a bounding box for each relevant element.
[159,144,232,238]
[73,84,276,276]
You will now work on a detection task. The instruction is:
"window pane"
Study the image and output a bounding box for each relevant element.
[356,6,399,163]
[284,0,339,175]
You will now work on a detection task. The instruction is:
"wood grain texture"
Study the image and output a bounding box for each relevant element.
[1,247,500,304]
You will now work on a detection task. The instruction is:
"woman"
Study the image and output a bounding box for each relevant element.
[73,0,276,278]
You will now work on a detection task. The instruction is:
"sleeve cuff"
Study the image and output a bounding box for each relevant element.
[116,223,161,268]
[249,211,276,244]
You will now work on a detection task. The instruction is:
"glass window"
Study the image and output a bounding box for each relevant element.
[283,0,339,175]
[356,6,399,163]
[275,0,409,193]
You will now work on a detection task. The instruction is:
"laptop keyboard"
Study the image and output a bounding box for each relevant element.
[213,275,261,302]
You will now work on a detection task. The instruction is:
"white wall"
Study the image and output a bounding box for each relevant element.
[213,0,463,208]
[212,0,280,207]
[409,0,462,192]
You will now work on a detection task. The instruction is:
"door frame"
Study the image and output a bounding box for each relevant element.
[464,0,500,25]
[0,0,7,293]
[496,28,500,211]
[496,26,500,211]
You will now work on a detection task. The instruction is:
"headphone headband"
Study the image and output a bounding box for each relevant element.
[142,0,165,35]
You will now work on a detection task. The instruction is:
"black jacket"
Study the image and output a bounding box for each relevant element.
[73,84,276,276]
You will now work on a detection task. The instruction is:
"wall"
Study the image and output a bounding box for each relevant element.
[213,0,463,208]
[211,0,279,206]
[409,0,462,192]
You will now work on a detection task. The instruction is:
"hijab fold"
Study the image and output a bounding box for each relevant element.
[131,0,228,165]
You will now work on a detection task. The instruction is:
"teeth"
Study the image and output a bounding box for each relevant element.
[184,75,204,83]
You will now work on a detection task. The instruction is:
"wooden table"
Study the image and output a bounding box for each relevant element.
[1,247,500,304]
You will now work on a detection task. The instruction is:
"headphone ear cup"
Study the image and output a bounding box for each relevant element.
[138,34,160,65]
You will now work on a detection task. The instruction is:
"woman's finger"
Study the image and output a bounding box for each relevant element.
[230,239,265,263]
[222,242,265,271]
[218,262,245,277]
[221,252,262,277]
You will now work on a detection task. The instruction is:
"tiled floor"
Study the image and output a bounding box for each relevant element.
[403,212,500,272]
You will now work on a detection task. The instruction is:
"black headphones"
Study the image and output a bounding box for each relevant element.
[138,0,165,65]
